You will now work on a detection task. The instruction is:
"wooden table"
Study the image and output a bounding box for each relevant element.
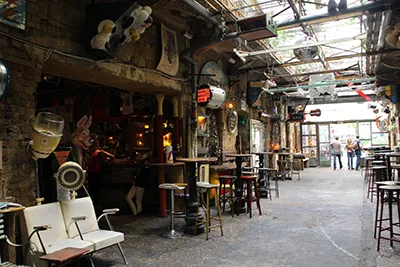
[146,162,185,217]
[386,152,400,181]
[176,157,217,234]
[39,247,89,267]
[0,206,25,263]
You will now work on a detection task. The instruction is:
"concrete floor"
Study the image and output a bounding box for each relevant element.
[89,168,400,267]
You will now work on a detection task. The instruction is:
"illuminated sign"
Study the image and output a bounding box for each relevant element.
[197,87,211,104]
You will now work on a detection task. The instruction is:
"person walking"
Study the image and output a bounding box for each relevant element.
[345,139,354,170]
[329,137,343,170]
[354,136,362,170]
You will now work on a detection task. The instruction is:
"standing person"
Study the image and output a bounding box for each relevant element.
[345,139,354,170]
[354,136,362,170]
[329,137,343,170]
[87,131,115,213]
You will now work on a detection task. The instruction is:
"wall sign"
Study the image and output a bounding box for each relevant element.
[197,84,226,109]
[227,111,238,133]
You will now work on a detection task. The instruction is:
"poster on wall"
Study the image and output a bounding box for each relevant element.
[0,0,26,30]
[156,24,179,76]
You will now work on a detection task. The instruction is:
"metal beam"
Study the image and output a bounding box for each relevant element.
[271,66,359,78]
[277,0,399,30]
[237,33,365,57]
[267,77,376,93]
[242,48,398,70]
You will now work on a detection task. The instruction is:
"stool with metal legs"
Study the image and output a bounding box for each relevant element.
[159,183,186,238]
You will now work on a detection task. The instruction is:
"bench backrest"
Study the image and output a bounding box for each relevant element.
[60,197,99,238]
[23,202,68,253]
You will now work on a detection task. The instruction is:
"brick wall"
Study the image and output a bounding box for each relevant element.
[0,0,188,205]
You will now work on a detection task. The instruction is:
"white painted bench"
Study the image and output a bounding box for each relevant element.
[21,197,127,267]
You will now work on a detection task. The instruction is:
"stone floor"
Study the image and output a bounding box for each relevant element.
[87,167,400,267]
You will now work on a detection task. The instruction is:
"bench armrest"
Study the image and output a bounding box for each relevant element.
[102,208,119,215]
[97,208,119,231]
[32,224,51,255]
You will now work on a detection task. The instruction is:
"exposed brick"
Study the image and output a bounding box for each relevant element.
[2,47,30,60]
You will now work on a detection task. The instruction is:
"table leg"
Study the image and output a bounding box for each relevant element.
[184,162,204,235]
[234,157,246,214]
[158,168,167,217]
[387,157,392,181]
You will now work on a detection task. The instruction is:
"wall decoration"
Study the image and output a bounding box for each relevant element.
[198,61,229,93]
[156,24,179,76]
[227,111,238,134]
[0,0,26,30]
[197,115,209,137]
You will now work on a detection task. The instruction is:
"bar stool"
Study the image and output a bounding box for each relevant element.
[374,181,400,239]
[159,183,186,238]
[367,166,388,202]
[236,175,262,218]
[194,182,223,240]
[291,159,301,181]
[218,175,236,217]
[267,168,280,198]
[258,167,272,200]
[376,185,400,251]
[391,165,400,181]
[364,158,375,183]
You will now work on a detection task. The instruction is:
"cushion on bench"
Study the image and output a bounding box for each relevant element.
[60,197,99,238]
[61,197,124,250]
[23,202,94,254]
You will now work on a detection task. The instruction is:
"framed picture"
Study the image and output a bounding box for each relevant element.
[156,24,179,76]
[0,0,26,30]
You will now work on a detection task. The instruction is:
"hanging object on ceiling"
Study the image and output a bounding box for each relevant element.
[384,23,400,47]
[236,14,277,41]
[293,37,319,61]
[376,115,389,132]
[308,73,336,103]
[0,59,10,100]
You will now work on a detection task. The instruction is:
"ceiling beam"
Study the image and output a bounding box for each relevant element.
[236,33,365,57]
[271,66,359,78]
[242,48,398,70]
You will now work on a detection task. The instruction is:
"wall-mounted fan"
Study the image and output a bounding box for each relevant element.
[55,161,86,200]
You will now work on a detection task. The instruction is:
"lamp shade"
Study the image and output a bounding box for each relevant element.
[0,59,10,100]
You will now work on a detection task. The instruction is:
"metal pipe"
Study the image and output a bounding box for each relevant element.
[278,0,399,30]
[267,77,376,93]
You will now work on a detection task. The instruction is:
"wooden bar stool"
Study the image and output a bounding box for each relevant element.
[194,182,223,240]
[236,175,262,218]
[218,175,236,217]
[374,181,400,239]
[367,166,388,202]
[376,185,400,251]
[364,158,375,183]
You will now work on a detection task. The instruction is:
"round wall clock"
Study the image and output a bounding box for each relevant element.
[0,59,10,100]
[227,111,238,133]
